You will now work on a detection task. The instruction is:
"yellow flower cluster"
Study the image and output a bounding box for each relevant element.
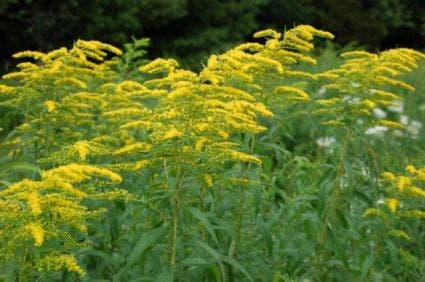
[0,164,123,276]
[201,25,333,107]
[364,165,425,240]
[102,63,270,179]
[316,48,425,127]
[99,26,332,180]
[0,40,122,159]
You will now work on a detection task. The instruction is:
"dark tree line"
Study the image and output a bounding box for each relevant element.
[1,0,424,72]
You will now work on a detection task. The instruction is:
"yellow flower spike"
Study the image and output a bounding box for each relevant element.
[406,165,416,174]
[360,99,376,109]
[37,254,85,277]
[340,51,374,59]
[408,186,425,198]
[363,208,386,218]
[44,100,56,112]
[73,141,90,161]
[27,191,42,216]
[274,86,310,101]
[13,50,45,60]
[386,198,399,213]
[54,77,87,89]
[376,76,415,91]
[254,103,273,117]
[204,174,213,187]
[381,172,396,181]
[133,160,151,171]
[139,58,179,73]
[234,42,264,52]
[265,39,281,50]
[163,128,184,140]
[25,223,45,246]
[217,130,229,139]
[253,29,281,39]
[376,120,404,129]
[388,229,411,240]
[43,47,68,61]
[113,142,153,155]
[229,151,262,165]
[396,176,411,192]
[0,84,15,94]
[195,137,209,152]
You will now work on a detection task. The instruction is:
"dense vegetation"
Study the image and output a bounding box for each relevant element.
[0,24,424,281]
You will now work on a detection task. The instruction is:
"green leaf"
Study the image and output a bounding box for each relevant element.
[127,227,167,265]
[154,270,172,282]
[257,216,273,258]
[188,207,220,246]
[180,257,209,266]
[221,255,253,281]
[0,162,40,178]
[193,240,226,279]
[327,225,349,269]
[115,228,167,281]
[0,180,10,187]
[360,255,376,281]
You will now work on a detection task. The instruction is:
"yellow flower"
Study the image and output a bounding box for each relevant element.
[27,191,42,216]
[163,128,183,140]
[204,174,213,187]
[113,143,153,155]
[386,198,399,213]
[396,176,411,191]
[44,100,56,112]
[195,138,209,152]
[253,29,281,39]
[25,223,45,246]
[381,172,395,181]
[376,120,404,129]
[74,141,90,161]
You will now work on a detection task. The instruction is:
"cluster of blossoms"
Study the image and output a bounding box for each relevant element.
[315,49,425,129]
[364,165,425,240]
[0,164,124,276]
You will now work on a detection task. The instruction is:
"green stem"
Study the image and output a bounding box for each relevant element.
[235,134,256,256]
[169,162,184,278]
[18,246,29,282]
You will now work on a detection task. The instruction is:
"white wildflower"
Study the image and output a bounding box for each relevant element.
[372,108,387,119]
[317,86,326,95]
[376,198,385,205]
[350,81,360,87]
[387,100,404,113]
[406,120,422,136]
[316,136,336,147]
[399,115,409,125]
[365,126,388,136]
[392,129,404,137]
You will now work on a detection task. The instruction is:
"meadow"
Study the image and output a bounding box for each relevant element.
[0,25,424,281]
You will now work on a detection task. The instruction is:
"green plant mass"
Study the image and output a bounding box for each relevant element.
[0,24,425,281]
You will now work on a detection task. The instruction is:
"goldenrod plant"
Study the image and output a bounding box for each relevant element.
[316,48,425,128]
[0,40,123,161]
[299,45,425,279]
[0,164,125,280]
[203,25,334,107]
[365,166,425,239]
